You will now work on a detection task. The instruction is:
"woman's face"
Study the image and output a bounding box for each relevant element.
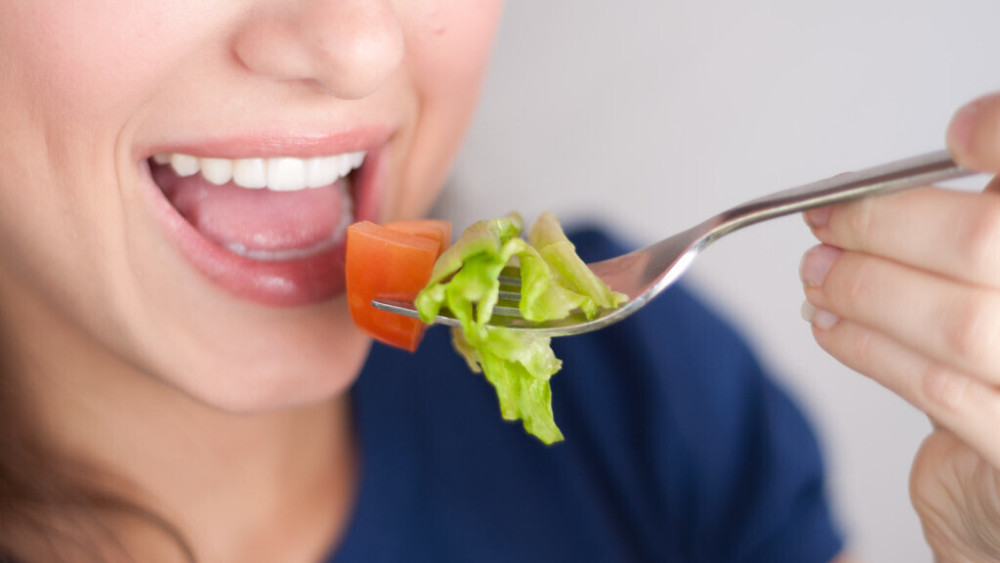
[0,1,502,410]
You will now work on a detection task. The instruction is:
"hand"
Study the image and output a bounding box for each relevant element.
[801,92,1000,561]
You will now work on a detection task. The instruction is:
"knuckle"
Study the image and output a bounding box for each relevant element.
[831,252,873,307]
[851,326,876,368]
[913,426,1000,559]
[958,200,1000,279]
[838,198,876,242]
[941,293,1000,370]
[964,464,1000,558]
[918,363,969,413]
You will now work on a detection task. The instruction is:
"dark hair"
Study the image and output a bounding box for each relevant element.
[0,356,194,562]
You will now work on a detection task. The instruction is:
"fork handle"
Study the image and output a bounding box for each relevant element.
[710,149,974,240]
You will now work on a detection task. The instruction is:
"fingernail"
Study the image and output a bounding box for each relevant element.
[801,301,839,330]
[804,207,831,229]
[948,101,979,155]
[800,245,841,286]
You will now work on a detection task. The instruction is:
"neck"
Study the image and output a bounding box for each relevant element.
[3,290,359,562]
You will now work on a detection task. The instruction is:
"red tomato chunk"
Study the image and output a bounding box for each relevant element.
[345,220,450,352]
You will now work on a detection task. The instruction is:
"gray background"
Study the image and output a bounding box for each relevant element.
[444,1,1000,560]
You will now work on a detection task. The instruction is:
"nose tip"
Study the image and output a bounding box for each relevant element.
[303,7,404,99]
[234,0,404,100]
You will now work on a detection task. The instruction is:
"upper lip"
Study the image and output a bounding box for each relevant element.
[137,125,395,161]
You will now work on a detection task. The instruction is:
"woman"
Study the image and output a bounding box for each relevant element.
[0,1,502,560]
[0,1,995,561]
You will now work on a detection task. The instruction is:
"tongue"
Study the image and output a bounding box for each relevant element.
[159,171,352,258]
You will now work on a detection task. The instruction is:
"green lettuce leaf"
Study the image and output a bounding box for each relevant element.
[529,211,629,316]
[415,212,627,444]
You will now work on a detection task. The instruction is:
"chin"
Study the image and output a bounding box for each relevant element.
[143,307,374,415]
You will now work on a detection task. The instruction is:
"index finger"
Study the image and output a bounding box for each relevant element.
[805,182,1000,288]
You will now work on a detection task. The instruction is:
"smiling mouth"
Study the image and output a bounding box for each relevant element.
[149,151,365,261]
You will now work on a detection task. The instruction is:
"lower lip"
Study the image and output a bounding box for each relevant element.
[141,150,385,307]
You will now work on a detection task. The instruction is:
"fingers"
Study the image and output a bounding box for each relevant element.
[802,176,1000,385]
[803,314,1000,470]
[799,91,1000,559]
[802,245,1000,385]
[948,91,1000,173]
[805,186,1000,288]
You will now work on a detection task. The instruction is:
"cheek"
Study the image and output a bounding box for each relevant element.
[405,1,504,81]
[0,1,211,126]
[406,0,503,116]
[0,3,195,374]
[0,1,231,316]
[392,1,504,217]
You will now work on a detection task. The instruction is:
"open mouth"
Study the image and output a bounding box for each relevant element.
[150,151,364,261]
[145,145,382,307]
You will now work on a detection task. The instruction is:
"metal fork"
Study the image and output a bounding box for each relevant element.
[374,149,973,337]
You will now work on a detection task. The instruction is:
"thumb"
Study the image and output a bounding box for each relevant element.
[948,92,1000,173]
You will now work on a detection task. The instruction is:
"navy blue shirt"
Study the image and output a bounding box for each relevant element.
[331,227,843,562]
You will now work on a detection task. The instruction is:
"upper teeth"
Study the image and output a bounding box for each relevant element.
[152,151,366,192]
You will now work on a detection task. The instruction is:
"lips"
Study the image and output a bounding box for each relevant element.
[142,134,388,307]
